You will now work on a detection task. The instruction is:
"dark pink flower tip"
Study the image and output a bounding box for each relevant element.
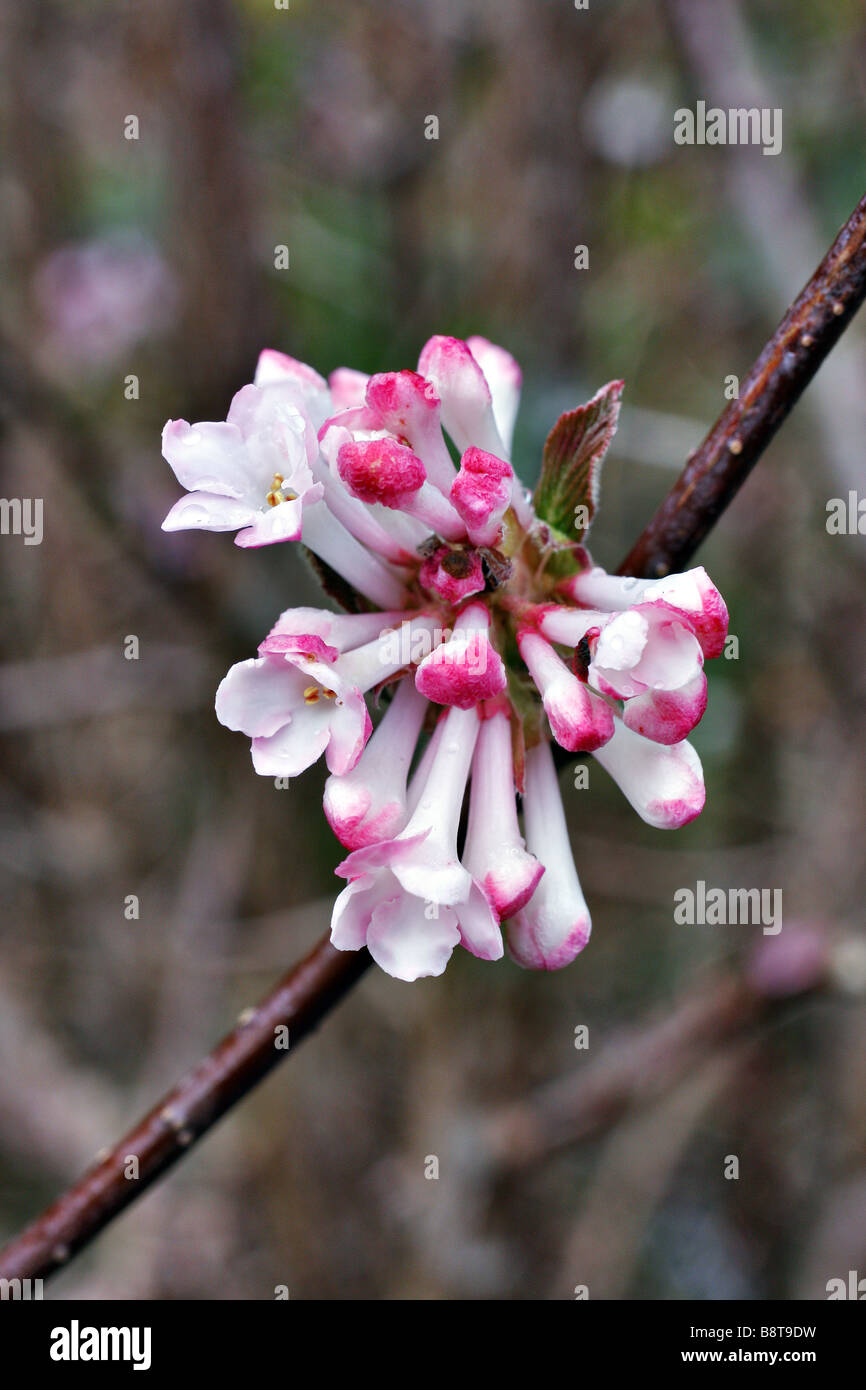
[419,545,486,604]
[258,632,340,664]
[689,582,730,660]
[481,857,545,919]
[506,915,592,972]
[324,793,406,851]
[621,671,708,745]
[547,691,615,754]
[480,692,513,721]
[415,632,507,710]
[643,567,729,659]
[645,789,706,830]
[336,437,426,506]
[365,370,441,431]
[451,447,513,541]
[517,627,615,754]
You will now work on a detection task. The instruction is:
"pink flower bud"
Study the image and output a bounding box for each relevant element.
[336,437,426,506]
[451,447,513,547]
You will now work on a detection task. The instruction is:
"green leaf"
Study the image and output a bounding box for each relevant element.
[533,380,624,541]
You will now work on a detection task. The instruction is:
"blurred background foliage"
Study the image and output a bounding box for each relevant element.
[1,0,865,1298]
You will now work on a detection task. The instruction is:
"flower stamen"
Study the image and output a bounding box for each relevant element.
[266,473,299,507]
[303,684,337,704]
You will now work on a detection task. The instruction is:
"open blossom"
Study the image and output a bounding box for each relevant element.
[532,590,711,747]
[330,706,504,979]
[215,613,440,778]
[163,332,729,980]
[162,353,326,548]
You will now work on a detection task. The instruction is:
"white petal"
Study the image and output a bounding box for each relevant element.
[629,614,703,691]
[215,657,305,737]
[366,894,460,981]
[417,335,505,456]
[456,881,504,961]
[251,707,331,777]
[323,688,372,776]
[392,841,473,908]
[162,492,257,533]
[466,335,522,454]
[250,353,331,427]
[592,720,705,829]
[330,873,392,952]
[161,419,255,498]
[593,609,649,671]
[234,496,310,548]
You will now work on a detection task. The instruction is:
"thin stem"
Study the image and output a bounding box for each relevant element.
[0,938,371,1281]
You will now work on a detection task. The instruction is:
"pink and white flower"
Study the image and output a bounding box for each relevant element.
[417,335,507,458]
[161,380,323,548]
[252,349,332,422]
[330,864,502,982]
[415,603,507,710]
[463,706,544,917]
[506,740,592,970]
[330,704,503,979]
[323,677,428,849]
[536,598,708,745]
[417,334,532,525]
[418,545,486,604]
[216,614,441,779]
[364,370,457,493]
[338,704,480,906]
[164,331,730,981]
[517,627,615,753]
[335,437,466,541]
[592,717,706,829]
[561,565,729,659]
[330,869,462,981]
[451,447,514,548]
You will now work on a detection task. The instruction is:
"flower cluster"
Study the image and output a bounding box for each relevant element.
[162,335,728,981]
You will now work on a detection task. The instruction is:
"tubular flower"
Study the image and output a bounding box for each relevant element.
[162,335,729,979]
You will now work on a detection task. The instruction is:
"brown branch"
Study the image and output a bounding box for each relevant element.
[2,188,866,1285]
[619,190,866,578]
[0,937,371,1281]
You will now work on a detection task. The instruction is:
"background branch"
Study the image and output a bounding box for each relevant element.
[619,190,866,578]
